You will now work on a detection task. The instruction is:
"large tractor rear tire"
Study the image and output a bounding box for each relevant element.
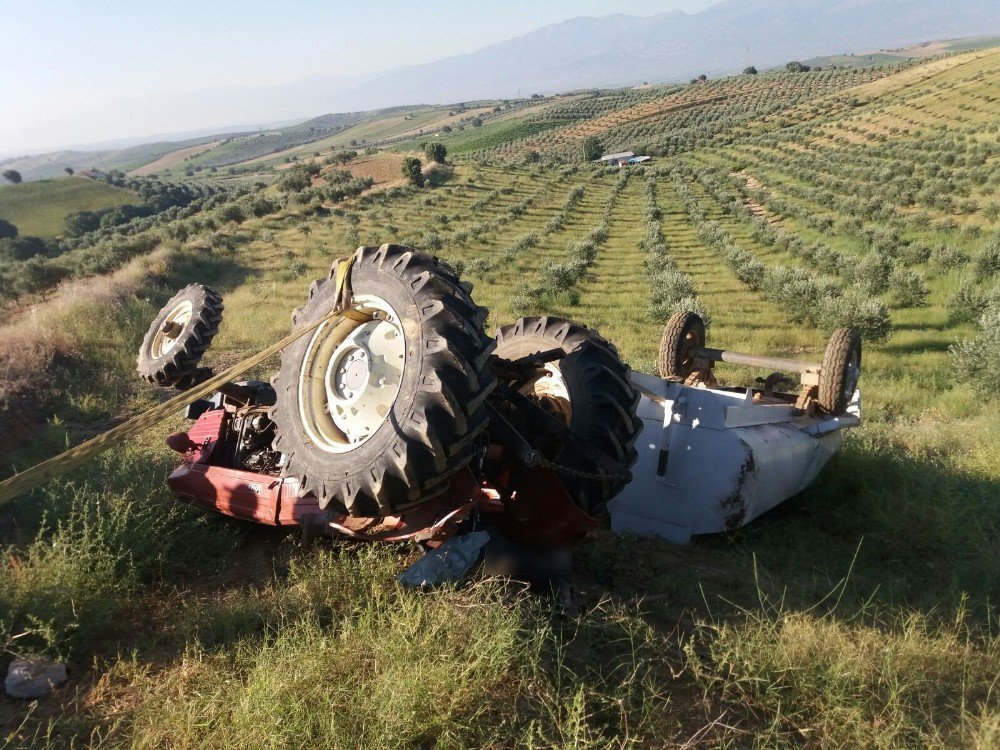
[270,245,495,517]
[493,316,641,517]
[137,284,223,387]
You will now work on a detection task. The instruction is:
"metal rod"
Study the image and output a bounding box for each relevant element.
[696,347,820,374]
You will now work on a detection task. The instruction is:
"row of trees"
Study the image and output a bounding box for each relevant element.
[672,170,892,342]
[511,172,629,314]
[698,170,932,308]
[642,173,709,324]
[474,64,902,165]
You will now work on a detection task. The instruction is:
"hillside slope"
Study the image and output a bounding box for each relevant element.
[0,176,136,237]
[0,49,998,747]
[0,135,230,182]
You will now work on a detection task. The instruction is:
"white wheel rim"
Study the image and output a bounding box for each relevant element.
[519,362,572,426]
[151,301,193,358]
[297,294,406,453]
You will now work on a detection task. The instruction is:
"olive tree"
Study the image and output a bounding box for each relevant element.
[402,157,425,187]
[583,136,603,161]
[424,142,447,163]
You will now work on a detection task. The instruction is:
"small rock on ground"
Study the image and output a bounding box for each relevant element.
[5,657,67,699]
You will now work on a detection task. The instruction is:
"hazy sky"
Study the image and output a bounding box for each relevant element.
[1,0,717,155]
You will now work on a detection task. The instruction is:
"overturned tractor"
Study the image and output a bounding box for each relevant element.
[137,244,861,548]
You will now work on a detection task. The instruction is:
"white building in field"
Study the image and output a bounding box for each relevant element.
[595,151,634,166]
[594,151,651,167]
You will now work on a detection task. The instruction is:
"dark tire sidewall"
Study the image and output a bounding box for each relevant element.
[493,316,640,516]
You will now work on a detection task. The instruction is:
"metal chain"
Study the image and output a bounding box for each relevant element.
[539,457,629,482]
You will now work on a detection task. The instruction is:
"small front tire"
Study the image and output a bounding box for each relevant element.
[657,311,705,380]
[818,328,861,415]
[137,284,223,387]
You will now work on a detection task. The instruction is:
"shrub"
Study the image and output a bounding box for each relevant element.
[419,232,444,252]
[818,289,893,343]
[9,256,70,296]
[649,270,697,322]
[250,196,281,218]
[217,204,246,225]
[973,237,1000,280]
[889,267,929,308]
[344,227,360,249]
[0,235,51,261]
[65,210,102,236]
[539,260,583,292]
[850,252,893,295]
[947,277,998,324]
[466,257,493,277]
[950,306,1000,395]
[278,169,311,192]
[929,244,968,272]
[763,266,839,324]
[424,142,447,163]
[509,287,537,317]
[402,157,425,187]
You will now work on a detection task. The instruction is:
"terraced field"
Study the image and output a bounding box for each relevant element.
[0,177,136,237]
[1,47,999,748]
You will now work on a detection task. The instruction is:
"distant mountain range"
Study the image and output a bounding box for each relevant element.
[4,0,999,159]
[346,0,999,100]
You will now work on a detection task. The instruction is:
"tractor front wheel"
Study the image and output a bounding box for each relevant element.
[137,284,223,387]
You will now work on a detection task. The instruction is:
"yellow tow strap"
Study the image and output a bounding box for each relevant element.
[0,257,365,506]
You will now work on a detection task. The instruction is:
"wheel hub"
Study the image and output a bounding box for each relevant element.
[332,348,370,398]
[299,296,406,452]
[151,301,193,358]
[844,351,861,398]
[521,363,572,426]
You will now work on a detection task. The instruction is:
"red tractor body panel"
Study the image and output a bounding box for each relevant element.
[168,463,285,525]
[165,406,599,546]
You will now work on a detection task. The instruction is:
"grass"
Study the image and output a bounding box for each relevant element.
[0,51,999,748]
[0,177,135,237]
[686,599,1000,748]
